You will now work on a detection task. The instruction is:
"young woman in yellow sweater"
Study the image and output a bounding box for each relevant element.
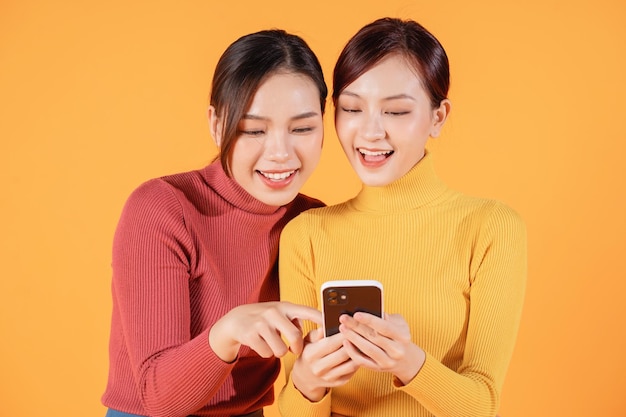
[277,17,527,417]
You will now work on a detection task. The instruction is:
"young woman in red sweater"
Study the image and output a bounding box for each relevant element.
[102,29,327,417]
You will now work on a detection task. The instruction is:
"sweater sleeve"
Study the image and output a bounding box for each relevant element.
[397,202,528,417]
[112,179,234,417]
[277,214,333,417]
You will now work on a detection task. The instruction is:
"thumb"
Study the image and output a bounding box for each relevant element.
[307,327,324,343]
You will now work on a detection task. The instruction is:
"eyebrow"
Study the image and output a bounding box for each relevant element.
[340,91,416,102]
[242,111,320,121]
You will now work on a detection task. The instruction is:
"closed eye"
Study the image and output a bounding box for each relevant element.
[341,107,362,113]
[385,111,410,116]
[292,126,315,134]
[239,130,265,136]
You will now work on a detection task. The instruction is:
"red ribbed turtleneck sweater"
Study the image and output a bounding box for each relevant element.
[102,161,323,417]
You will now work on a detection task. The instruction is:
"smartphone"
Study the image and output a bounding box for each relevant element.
[321,280,384,337]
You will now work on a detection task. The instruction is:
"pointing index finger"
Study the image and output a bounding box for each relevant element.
[281,302,323,325]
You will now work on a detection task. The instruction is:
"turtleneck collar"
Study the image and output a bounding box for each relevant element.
[350,151,451,213]
[201,161,288,216]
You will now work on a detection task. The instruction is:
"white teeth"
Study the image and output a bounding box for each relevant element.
[359,149,393,156]
[260,170,295,180]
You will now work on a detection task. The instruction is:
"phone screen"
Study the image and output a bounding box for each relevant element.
[321,280,383,337]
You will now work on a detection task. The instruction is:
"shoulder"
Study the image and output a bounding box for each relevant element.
[113,177,187,248]
[282,195,327,236]
[480,199,525,233]
[451,192,524,225]
[282,201,350,235]
[127,167,215,212]
[113,175,199,263]
[488,201,527,247]
[460,196,526,246]
[120,171,202,225]
[291,193,326,212]
[441,191,527,249]
[124,177,178,211]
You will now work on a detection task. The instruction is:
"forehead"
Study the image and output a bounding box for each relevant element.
[341,55,425,98]
[244,72,321,118]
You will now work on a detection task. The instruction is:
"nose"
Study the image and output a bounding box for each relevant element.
[361,112,385,141]
[264,130,291,162]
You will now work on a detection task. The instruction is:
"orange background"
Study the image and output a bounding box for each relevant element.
[1,0,625,416]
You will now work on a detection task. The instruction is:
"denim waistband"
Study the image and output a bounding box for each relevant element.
[105,408,263,417]
[105,410,145,417]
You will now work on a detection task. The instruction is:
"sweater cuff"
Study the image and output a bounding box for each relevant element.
[200,328,238,370]
[393,352,456,412]
[394,352,440,397]
[278,375,332,417]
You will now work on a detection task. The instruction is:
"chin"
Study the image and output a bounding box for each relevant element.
[361,179,393,187]
[258,190,299,207]
[357,171,395,187]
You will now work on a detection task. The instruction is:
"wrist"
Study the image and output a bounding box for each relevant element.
[396,345,426,385]
[291,365,328,402]
[209,322,240,363]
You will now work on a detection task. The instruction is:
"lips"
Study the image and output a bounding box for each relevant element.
[257,169,298,189]
[358,148,393,166]
[259,170,296,181]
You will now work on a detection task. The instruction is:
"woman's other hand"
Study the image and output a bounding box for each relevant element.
[290,328,359,402]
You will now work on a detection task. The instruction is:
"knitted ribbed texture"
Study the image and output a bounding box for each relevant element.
[102,161,323,417]
[278,152,527,417]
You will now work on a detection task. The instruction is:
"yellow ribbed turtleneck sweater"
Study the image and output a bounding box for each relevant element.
[278,152,527,417]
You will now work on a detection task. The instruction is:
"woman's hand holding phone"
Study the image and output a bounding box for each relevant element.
[290,279,425,399]
[289,279,388,400]
[290,328,359,402]
[338,312,426,385]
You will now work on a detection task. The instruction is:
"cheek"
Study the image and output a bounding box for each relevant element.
[388,120,430,147]
[294,135,324,162]
[334,118,354,147]
[230,140,260,171]
[407,116,434,136]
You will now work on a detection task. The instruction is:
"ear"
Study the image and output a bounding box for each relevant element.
[430,99,451,138]
[208,105,223,147]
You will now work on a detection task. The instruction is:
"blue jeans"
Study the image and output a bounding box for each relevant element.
[105,408,263,417]
[105,410,146,417]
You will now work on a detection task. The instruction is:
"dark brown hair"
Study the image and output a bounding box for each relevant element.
[210,29,327,175]
[333,17,449,109]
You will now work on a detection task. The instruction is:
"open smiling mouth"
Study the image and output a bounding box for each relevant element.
[358,148,394,162]
[258,170,297,181]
